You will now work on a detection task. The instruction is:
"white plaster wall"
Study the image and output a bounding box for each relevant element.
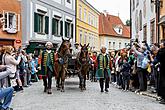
[100,36,130,51]
[131,0,156,45]
[52,0,61,4]
[65,0,73,10]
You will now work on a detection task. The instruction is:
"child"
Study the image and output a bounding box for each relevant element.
[121,58,131,91]
[30,56,39,82]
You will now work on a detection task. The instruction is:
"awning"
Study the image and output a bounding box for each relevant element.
[159,15,165,25]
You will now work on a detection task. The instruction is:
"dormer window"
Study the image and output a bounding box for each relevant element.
[114,25,123,35]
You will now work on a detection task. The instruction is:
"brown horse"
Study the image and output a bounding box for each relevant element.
[56,38,71,92]
[76,44,90,91]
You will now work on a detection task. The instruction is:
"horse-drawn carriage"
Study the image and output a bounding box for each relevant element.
[67,57,79,76]
[56,38,91,92]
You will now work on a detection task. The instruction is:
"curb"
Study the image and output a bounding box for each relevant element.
[140,92,160,100]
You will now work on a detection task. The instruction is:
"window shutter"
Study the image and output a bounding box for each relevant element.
[60,20,63,36]
[17,14,20,31]
[52,18,55,35]
[34,12,39,32]
[13,14,17,29]
[71,24,73,38]
[3,11,7,31]
[45,16,49,34]
[65,21,67,37]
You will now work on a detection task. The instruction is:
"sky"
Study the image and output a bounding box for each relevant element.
[87,0,130,24]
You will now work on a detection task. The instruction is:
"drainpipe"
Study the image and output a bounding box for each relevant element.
[130,0,132,47]
[75,0,77,43]
[155,0,161,44]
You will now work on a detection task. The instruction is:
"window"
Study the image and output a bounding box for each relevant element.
[84,32,87,44]
[67,0,71,3]
[89,33,92,46]
[136,0,139,7]
[65,21,71,38]
[38,14,44,33]
[114,25,123,35]
[150,20,155,43]
[132,0,135,11]
[88,13,91,24]
[96,17,98,28]
[163,27,165,39]
[84,9,87,22]
[109,42,111,50]
[113,42,115,49]
[80,30,83,43]
[143,25,147,41]
[91,14,93,26]
[119,42,121,49]
[125,43,127,48]
[139,10,142,31]
[143,0,146,18]
[135,10,139,33]
[79,6,82,20]
[34,12,49,34]
[3,11,20,33]
[52,17,63,36]
[151,1,154,12]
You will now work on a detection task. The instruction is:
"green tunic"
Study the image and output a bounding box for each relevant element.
[41,50,55,76]
[96,54,111,78]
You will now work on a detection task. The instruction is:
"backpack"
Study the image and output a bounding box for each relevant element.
[141,56,148,69]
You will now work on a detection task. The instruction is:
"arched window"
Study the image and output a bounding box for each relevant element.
[139,10,142,31]
[136,0,139,7]
[132,0,135,11]
[135,10,139,33]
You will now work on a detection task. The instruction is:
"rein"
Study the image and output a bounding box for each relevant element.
[76,53,90,73]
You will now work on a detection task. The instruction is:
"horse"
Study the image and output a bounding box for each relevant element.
[76,44,90,91]
[56,37,71,92]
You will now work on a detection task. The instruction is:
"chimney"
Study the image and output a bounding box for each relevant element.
[118,12,120,17]
[103,10,108,16]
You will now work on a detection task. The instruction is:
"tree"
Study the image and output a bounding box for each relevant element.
[126,19,130,26]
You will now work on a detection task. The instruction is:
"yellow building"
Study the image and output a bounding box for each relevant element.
[76,0,100,52]
[159,0,165,40]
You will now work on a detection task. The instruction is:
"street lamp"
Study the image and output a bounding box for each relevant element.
[151,0,163,44]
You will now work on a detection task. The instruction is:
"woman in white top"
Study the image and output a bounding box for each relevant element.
[2,46,22,89]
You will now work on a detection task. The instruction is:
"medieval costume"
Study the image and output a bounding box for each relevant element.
[40,42,55,94]
[96,47,111,92]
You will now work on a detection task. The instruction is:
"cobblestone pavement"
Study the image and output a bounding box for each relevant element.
[11,77,165,110]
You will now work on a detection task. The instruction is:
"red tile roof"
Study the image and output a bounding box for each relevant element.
[99,13,130,38]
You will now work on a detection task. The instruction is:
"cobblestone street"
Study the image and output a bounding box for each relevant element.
[11,78,165,110]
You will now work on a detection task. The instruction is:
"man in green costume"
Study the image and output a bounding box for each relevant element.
[40,42,55,94]
[96,46,111,92]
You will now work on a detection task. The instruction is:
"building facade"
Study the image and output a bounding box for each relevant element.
[76,0,100,52]
[159,0,165,40]
[22,0,75,53]
[0,0,22,49]
[99,13,130,51]
[131,0,156,45]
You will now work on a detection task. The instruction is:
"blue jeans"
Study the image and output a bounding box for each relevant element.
[0,87,14,109]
